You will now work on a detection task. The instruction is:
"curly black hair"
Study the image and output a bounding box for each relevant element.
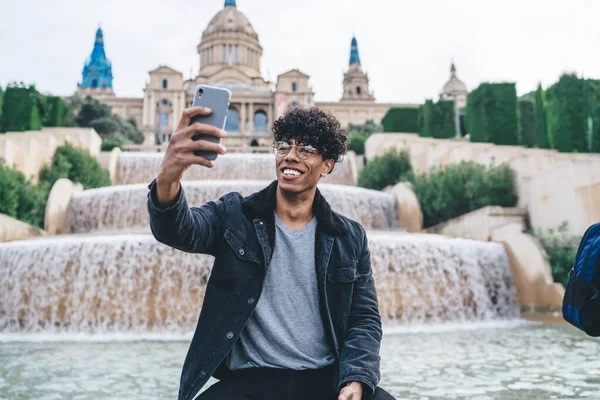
[272,106,348,165]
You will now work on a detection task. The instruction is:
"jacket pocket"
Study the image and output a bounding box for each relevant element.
[224,228,261,265]
[327,264,359,283]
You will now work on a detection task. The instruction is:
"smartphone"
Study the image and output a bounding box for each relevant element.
[190,85,231,161]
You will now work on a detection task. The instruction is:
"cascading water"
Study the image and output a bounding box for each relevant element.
[115,153,355,186]
[0,233,517,333]
[68,181,400,234]
[0,150,521,334]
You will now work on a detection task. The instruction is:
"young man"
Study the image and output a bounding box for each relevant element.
[147,106,394,400]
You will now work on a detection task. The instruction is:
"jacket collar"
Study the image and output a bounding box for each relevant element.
[242,180,348,236]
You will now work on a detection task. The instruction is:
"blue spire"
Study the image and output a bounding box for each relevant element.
[79,27,113,90]
[224,0,236,7]
[349,36,361,65]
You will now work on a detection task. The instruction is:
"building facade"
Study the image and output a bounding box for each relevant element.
[78,0,460,145]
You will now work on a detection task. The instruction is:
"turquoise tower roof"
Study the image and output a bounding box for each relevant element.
[224,0,236,7]
[79,27,113,89]
[349,36,361,65]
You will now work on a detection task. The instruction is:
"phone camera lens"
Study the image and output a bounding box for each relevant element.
[198,88,204,97]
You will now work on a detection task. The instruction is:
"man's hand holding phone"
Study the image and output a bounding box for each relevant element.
[155,106,227,206]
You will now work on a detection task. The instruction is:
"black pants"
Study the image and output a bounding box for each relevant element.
[197,365,395,400]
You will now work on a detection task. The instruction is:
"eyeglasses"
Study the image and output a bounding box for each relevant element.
[272,141,319,160]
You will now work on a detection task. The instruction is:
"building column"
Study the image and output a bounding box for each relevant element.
[267,103,273,133]
[248,102,254,134]
[172,92,179,132]
[150,91,156,127]
[240,102,246,135]
[142,91,149,126]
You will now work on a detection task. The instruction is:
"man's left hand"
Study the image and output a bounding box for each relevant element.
[338,381,363,400]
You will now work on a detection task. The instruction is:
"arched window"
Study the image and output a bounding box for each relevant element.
[159,112,168,128]
[254,110,268,134]
[289,101,300,108]
[225,107,240,132]
[91,79,98,88]
[162,79,168,89]
[292,82,297,92]
[356,86,361,95]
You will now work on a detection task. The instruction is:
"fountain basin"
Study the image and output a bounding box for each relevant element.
[68,181,400,234]
[114,152,356,186]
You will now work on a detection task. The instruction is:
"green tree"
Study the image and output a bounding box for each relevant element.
[357,149,412,190]
[42,96,68,127]
[534,83,549,148]
[546,74,589,152]
[467,83,519,145]
[75,95,111,127]
[39,143,111,190]
[518,100,536,147]
[420,99,456,139]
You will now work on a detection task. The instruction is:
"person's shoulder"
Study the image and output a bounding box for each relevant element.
[334,212,367,238]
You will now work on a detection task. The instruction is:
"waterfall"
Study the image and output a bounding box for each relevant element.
[68,181,399,234]
[0,233,518,333]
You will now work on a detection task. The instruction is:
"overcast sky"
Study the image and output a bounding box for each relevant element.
[1,0,598,103]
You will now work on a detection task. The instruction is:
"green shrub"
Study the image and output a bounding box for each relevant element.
[0,85,43,132]
[39,143,111,190]
[534,222,581,285]
[518,100,536,147]
[347,134,367,155]
[0,159,47,228]
[357,149,412,190]
[408,161,518,228]
[467,83,519,145]
[0,86,4,129]
[420,99,456,138]
[101,139,123,151]
[382,107,420,133]
[346,120,382,155]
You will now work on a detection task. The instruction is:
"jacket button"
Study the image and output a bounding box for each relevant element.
[239,248,245,256]
[226,331,234,339]
[199,371,206,378]
[247,297,255,305]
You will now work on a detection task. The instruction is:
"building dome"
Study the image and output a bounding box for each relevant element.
[441,63,467,97]
[202,2,258,41]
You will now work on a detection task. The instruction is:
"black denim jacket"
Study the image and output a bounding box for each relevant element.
[147,180,382,400]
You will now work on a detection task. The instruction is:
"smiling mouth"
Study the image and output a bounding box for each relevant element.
[281,167,304,177]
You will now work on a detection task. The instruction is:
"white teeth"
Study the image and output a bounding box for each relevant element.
[283,168,301,176]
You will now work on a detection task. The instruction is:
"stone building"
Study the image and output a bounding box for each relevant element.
[440,63,468,110]
[78,0,420,144]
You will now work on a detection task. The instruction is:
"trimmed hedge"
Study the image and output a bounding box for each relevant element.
[546,74,589,152]
[0,85,43,132]
[408,161,518,228]
[534,84,550,148]
[357,149,412,190]
[0,87,3,129]
[419,99,456,139]
[42,96,68,127]
[518,100,536,147]
[101,138,123,151]
[39,143,111,190]
[382,107,420,133]
[467,83,519,145]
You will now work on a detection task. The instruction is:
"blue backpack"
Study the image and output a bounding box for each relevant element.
[563,222,600,336]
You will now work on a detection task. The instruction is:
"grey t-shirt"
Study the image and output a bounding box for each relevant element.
[226,213,335,370]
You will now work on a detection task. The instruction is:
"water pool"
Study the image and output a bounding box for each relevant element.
[1,322,599,400]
